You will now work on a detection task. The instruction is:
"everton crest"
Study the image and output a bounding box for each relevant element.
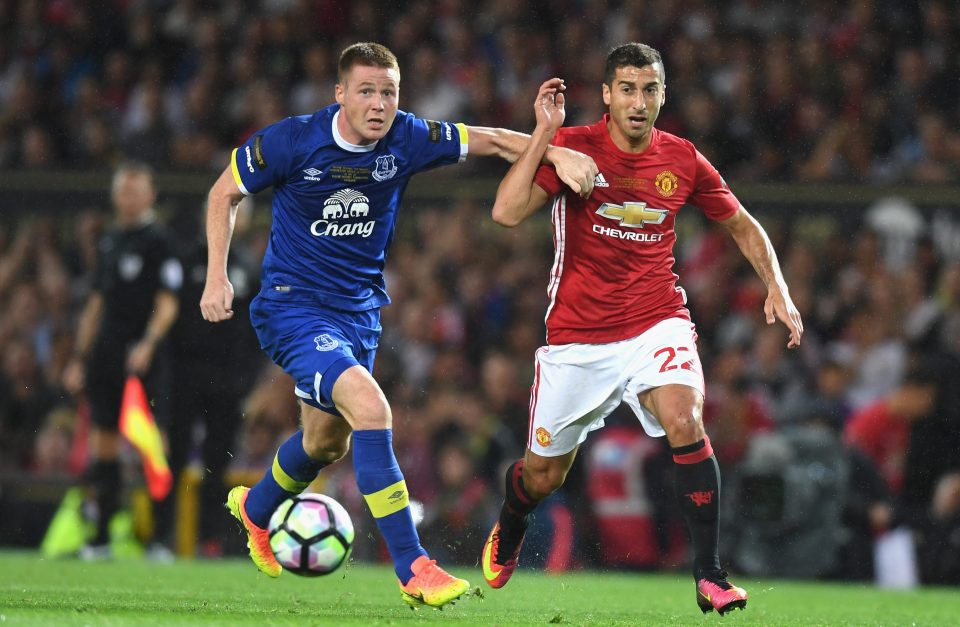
[371,154,398,181]
[314,334,340,351]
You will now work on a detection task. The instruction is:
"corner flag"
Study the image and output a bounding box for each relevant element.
[119,375,172,500]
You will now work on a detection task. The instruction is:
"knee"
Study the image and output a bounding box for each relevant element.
[338,390,392,430]
[301,427,350,463]
[331,368,393,430]
[662,409,705,447]
[643,385,706,447]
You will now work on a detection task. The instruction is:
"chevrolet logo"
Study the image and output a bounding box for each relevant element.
[596,202,668,228]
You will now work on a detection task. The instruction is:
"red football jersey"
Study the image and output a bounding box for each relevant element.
[534,116,740,345]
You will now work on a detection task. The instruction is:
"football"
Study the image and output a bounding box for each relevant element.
[268,493,355,576]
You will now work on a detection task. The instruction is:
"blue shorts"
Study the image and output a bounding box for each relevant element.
[250,295,381,417]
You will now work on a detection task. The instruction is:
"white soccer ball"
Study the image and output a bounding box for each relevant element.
[268,493,354,576]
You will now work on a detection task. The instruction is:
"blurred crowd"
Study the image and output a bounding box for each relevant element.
[0,0,959,182]
[3,191,960,583]
[2,0,960,585]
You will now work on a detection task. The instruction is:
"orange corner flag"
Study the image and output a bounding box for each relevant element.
[119,376,172,501]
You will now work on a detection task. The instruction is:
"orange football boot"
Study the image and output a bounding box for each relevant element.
[480,520,526,589]
[226,486,282,577]
[399,555,469,608]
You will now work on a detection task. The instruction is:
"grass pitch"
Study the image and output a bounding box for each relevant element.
[1,550,957,626]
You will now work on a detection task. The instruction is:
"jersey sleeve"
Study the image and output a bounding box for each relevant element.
[689,149,740,222]
[406,114,468,173]
[533,131,566,196]
[230,118,298,195]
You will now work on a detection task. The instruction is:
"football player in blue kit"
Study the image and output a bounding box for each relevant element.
[200,42,597,608]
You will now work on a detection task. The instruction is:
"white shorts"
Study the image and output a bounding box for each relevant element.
[527,317,705,456]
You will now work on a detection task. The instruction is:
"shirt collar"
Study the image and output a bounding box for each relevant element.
[332,109,377,153]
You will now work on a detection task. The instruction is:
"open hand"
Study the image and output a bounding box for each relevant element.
[765,287,804,348]
[535,78,566,134]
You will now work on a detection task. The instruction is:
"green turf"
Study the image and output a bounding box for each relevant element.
[1,550,957,626]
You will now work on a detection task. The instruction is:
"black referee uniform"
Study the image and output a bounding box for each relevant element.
[86,219,181,427]
[84,218,181,547]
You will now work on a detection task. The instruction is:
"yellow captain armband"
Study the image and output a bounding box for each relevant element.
[455,123,469,162]
[230,147,251,195]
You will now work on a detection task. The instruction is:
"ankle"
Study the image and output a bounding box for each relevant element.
[696,566,727,580]
[500,501,531,527]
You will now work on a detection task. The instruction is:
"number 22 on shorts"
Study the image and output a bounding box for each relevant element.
[655,346,696,373]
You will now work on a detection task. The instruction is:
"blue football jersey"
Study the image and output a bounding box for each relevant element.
[230,104,468,311]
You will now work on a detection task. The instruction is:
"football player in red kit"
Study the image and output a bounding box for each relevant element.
[480,43,803,616]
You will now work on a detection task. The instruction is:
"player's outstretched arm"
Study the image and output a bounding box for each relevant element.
[491,78,566,228]
[468,126,596,197]
[465,101,596,198]
[200,166,244,323]
[720,206,804,348]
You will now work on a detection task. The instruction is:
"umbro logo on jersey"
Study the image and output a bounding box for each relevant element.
[594,173,610,187]
[303,168,324,181]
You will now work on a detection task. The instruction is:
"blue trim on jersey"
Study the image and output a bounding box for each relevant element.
[233,105,468,311]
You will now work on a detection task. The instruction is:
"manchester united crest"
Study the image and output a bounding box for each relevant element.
[655,170,678,197]
[535,427,552,447]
